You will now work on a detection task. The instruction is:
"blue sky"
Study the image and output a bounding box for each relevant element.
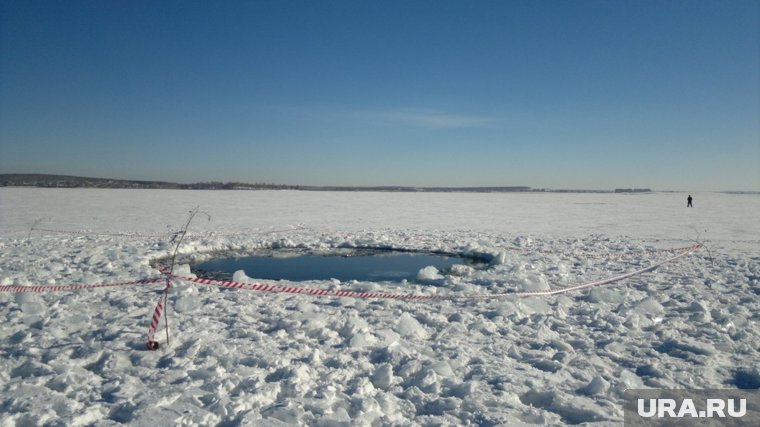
[1,0,758,190]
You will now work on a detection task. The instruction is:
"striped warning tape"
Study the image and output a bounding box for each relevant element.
[568,244,703,260]
[31,228,173,238]
[501,244,702,260]
[505,244,700,297]
[147,298,165,342]
[22,225,308,239]
[0,278,164,293]
[0,242,700,351]
[146,293,168,350]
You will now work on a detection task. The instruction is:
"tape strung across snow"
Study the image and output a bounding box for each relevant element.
[506,244,701,297]
[0,244,701,296]
[497,244,702,260]
[0,243,700,351]
[569,244,701,260]
[162,244,702,301]
[23,225,308,239]
[31,228,172,238]
[0,278,164,293]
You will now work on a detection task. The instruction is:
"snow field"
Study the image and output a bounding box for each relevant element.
[0,188,758,425]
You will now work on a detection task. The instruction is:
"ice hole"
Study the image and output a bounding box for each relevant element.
[191,248,488,283]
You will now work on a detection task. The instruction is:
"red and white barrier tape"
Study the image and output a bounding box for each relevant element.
[145,275,173,350]
[568,244,702,260]
[503,244,702,260]
[0,278,164,293]
[24,225,308,239]
[505,244,699,297]
[160,244,701,301]
[31,228,172,238]
[146,295,166,348]
[201,225,309,238]
[0,242,700,351]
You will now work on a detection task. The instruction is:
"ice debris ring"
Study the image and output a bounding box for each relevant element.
[156,244,702,301]
[0,244,700,349]
[147,244,701,347]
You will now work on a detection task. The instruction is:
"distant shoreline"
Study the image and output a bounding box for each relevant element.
[0,173,723,194]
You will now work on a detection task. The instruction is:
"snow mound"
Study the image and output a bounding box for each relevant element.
[232,269,250,282]
[395,313,427,338]
[416,266,444,283]
[517,274,550,292]
[587,288,626,304]
[449,264,474,277]
[632,297,664,315]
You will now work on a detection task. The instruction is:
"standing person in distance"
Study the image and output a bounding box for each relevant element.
[687,194,693,208]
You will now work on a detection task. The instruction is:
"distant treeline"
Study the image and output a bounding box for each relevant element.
[0,174,532,192]
[0,174,299,190]
[0,173,651,193]
[614,188,652,193]
[298,185,532,193]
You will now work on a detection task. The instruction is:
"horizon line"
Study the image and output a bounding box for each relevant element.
[2,173,758,194]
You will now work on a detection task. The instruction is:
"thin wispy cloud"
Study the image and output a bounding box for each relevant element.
[355,108,493,129]
[283,106,494,129]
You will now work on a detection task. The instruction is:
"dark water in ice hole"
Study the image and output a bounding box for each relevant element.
[193,251,485,283]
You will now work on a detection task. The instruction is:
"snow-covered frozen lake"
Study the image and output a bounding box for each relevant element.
[1,188,758,425]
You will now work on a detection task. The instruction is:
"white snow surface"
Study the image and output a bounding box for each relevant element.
[0,188,758,426]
